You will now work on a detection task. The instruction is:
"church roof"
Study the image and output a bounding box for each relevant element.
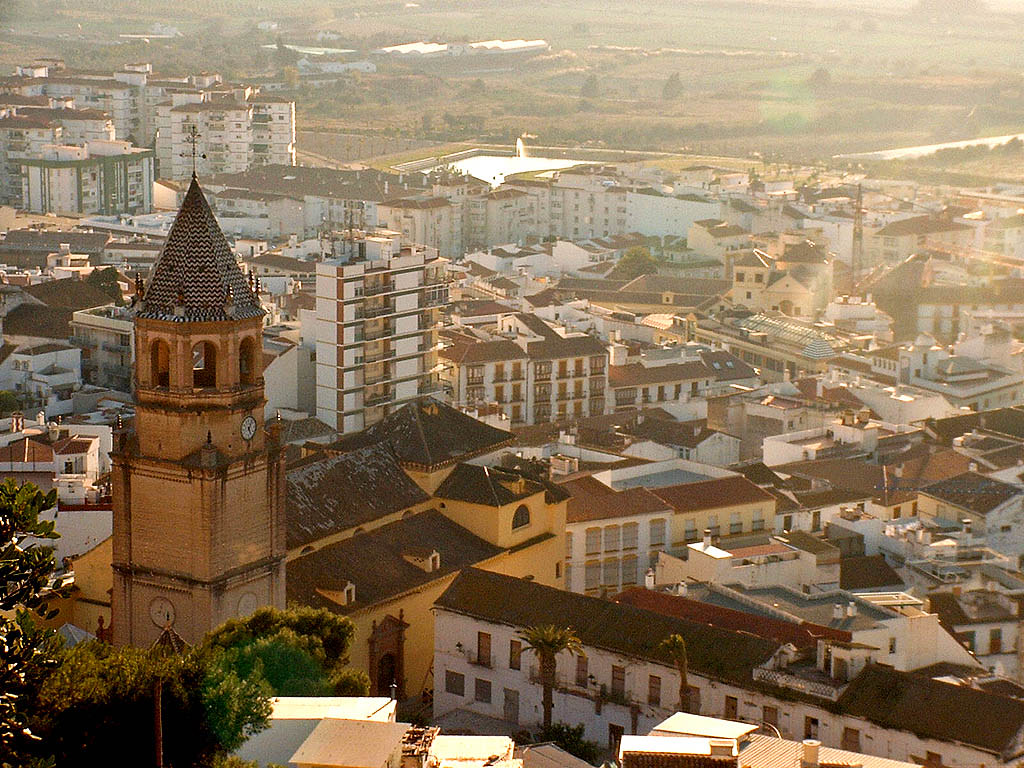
[136,175,262,323]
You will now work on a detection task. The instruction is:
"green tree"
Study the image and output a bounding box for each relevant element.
[537,723,600,764]
[0,479,62,764]
[520,625,583,729]
[662,72,683,100]
[579,73,599,98]
[0,391,20,415]
[204,606,369,697]
[86,266,124,306]
[659,633,689,712]
[29,641,271,767]
[609,246,659,280]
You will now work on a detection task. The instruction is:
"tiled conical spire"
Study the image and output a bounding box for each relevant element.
[136,175,262,322]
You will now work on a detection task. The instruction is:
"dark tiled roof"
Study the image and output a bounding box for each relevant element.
[286,443,430,550]
[698,350,757,381]
[615,587,851,648]
[629,419,726,450]
[839,555,903,591]
[0,229,110,254]
[650,475,775,513]
[608,361,714,388]
[733,461,786,488]
[23,278,114,310]
[775,530,839,557]
[561,475,670,523]
[438,339,526,365]
[3,305,74,340]
[435,568,779,685]
[434,463,546,508]
[137,175,262,322]
[837,664,1024,756]
[0,436,55,463]
[286,510,503,614]
[920,471,1021,516]
[328,397,514,470]
[873,215,972,237]
[617,275,731,296]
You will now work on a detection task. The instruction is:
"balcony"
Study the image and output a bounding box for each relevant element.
[102,341,131,354]
[364,349,396,364]
[365,392,392,407]
[363,282,393,296]
[69,336,96,349]
[752,666,847,702]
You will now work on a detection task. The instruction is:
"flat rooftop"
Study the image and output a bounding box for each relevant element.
[611,468,713,490]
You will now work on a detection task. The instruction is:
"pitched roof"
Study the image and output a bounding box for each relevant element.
[873,215,972,238]
[327,397,514,470]
[650,475,775,513]
[609,361,715,388]
[286,510,504,614]
[561,475,670,523]
[137,175,262,322]
[436,568,779,685]
[614,587,850,648]
[23,278,114,310]
[286,443,430,550]
[836,663,1024,756]
[3,305,74,340]
[920,471,1021,515]
[438,339,527,365]
[434,463,547,507]
[839,555,903,590]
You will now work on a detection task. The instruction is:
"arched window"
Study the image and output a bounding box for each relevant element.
[239,336,257,386]
[512,504,530,530]
[192,341,217,388]
[150,339,170,388]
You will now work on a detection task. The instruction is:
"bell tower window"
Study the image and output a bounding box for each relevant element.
[239,336,257,386]
[192,341,218,388]
[150,340,170,387]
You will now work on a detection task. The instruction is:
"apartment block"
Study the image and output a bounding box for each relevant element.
[156,93,296,181]
[0,114,62,205]
[69,305,134,392]
[439,313,608,427]
[315,230,449,433]
[22,140,154,215]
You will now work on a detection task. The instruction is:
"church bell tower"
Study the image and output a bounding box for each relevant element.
[111,175,286,647]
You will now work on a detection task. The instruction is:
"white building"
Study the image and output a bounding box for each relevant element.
[434,568,1013,767]
[315,231,448,433]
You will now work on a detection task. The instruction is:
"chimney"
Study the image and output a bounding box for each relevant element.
[676,582,688,597]
[969,461,978,473]
[702,528,712,549]
[847,601,857,618]
[644,568,655,590]
[802,740,820,768]
[46,422,59,442]
[11,411,23,433]
[962,518,972,536]
[833,603,844,621]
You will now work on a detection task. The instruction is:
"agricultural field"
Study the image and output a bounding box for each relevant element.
[2,0,1023,178]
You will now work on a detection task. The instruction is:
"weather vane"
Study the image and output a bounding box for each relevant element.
[180,124,206,177]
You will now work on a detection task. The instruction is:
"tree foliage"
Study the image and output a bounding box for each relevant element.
[659,633,690,712]
[0,479,63,764]
[86,267,124,306]
[662,72,683,100]
[579,73,599,98]
[203,606,368,697]
[608,246,659,281]
[537,723,601,764]
[29,642,271,767]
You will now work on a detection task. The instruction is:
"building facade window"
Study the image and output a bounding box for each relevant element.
[648,675,661,706]
[611,665,626,698]
[474,678,492,703]
[445,670,465,696]
[512,505,530,530]
[585,527,601,555]
[650,519,666,548]
[576,654,589,687]
[509,640,522,670]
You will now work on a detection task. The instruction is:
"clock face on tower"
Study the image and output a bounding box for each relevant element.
[150,596,175,627]
[240,415,257,442]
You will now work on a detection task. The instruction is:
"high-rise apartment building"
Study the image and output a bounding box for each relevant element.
[22,140,154,215]
[315,230,449,433]
[155,95,295,181]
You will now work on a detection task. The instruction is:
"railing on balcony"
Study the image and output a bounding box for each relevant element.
[752,667,846,701]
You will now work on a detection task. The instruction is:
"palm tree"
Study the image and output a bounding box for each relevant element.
[520,625,583,729]
[660,634,689,712]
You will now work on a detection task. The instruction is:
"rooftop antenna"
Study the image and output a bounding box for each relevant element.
[180,124,206,178]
